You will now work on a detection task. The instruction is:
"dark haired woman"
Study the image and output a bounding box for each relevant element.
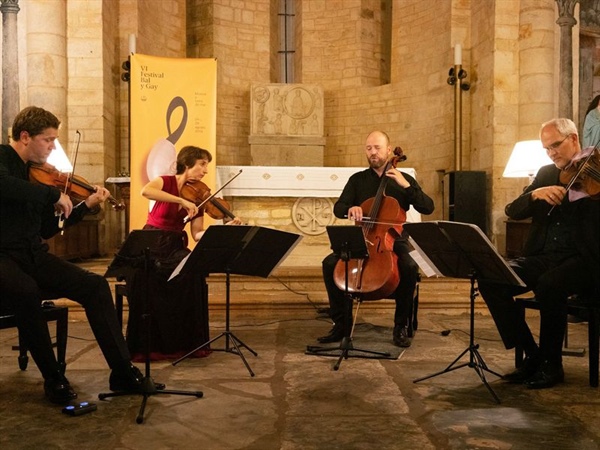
[125,146,241,361]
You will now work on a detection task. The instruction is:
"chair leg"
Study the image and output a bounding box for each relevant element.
[515,301,526,368]
[589,309,599,388]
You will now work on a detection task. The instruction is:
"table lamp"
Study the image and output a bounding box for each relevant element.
[503,140,553,183]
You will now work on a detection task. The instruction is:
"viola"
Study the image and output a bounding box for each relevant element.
[332,147,407,300]
[559,145,600,199]
[180,179,236,221]
[29,162,125,211]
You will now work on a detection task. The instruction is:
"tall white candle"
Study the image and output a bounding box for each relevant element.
[128,34,136,54]
[454,44,462,66]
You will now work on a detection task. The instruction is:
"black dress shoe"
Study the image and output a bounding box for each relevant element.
[110,364,166,392]
[393,325,412,348]
[317,325,346,343]
[502,355,540,383]
[44,373,77,404]
[524,361,564,389]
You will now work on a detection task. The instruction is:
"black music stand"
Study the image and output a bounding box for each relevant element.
[306,226,391,370]
[171,225,302,376]
[100,230,203,424]
[404,221,526,404]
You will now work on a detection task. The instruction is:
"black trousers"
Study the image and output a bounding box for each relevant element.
[322,238,418,331]
[0,248,131,379]
[478,253,596,365]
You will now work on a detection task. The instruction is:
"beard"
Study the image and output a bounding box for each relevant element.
[368,156,386,170]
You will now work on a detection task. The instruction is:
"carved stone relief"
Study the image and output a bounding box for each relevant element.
[251,84,324,137]
[291,197,334,235]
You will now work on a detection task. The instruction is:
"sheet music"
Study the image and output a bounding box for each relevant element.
[167,225,302,280]
[408,239,442,278]
[168,253,190,281]
[403,221,526,287]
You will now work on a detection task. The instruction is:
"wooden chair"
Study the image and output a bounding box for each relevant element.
[0,301,68,374]
[515,295,599,387]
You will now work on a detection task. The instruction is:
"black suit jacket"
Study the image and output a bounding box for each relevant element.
[505,164,600,287]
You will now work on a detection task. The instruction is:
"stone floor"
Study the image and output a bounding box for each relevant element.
[0,304,598,450]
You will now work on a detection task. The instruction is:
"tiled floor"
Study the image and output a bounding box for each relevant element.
[1,305,598,449]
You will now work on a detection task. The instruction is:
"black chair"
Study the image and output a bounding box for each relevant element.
[0,301,68,374]
[515,295,599,387]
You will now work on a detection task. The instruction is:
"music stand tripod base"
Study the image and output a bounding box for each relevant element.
[403,221,521,404]
[306,226,391,371]
[100,230,205,424]
[169,226,301,377]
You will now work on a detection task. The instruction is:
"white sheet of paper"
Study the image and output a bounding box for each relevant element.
[168,253,191,282]
[408,238,442,278]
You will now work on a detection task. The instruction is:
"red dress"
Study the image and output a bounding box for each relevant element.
[125,176,210,361]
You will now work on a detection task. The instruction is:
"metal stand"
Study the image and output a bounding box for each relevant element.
[413,272,502,403]
[173,270,257,376]
[306,226,390,370]
[100,231,203,423]
[168,225,301,377]
[404,221,527,404]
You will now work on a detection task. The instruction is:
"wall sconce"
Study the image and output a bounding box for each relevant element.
[449,44,470,171]
[121,60,130,82]
[503,140,553,183]
[447,67,470,91]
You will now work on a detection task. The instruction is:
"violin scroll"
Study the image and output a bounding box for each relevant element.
[391,146,407,166]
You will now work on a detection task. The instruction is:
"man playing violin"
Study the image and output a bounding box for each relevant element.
[125,146,241,360]
[0,106,148,404]
[319,130,435,347]
[478,118,600,389]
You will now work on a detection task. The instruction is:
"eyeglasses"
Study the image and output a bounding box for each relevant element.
[543,134,570,152]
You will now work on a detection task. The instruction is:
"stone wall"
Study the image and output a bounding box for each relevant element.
[4,0,598,264]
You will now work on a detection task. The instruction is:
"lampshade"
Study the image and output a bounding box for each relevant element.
[46,139,74,172]
[503,140,553,180]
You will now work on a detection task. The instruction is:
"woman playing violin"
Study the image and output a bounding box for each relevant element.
[125,146,241,361]
[319,131,435,348]
[0,106,145,404]
[477,118,600,389]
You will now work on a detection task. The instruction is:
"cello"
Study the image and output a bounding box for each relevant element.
[333,147,407,300]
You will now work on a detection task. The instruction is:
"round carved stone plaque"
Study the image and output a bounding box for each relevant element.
[292,197,334,235]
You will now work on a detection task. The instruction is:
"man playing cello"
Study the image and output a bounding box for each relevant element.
[319,130,435,347]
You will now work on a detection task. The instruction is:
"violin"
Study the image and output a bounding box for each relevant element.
[180,179,236,222]
[559,145,600,199]
[332,146,407,300]
[29,162,125,211]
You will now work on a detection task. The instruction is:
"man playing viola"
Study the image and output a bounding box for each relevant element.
[478,118,600,389]
[0,106,149,404]
[319,130,435,347]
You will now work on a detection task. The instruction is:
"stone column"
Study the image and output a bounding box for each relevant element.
[555,0,578,119]
[26,0,68,137]
[1,0,20,143]
[518,0,555,137]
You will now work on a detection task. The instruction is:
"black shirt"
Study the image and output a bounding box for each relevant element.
[0,144,90,251]
[334,167,435,220]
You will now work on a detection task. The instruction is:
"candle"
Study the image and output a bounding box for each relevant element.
[454,44,462,66]
[128,34,136,54]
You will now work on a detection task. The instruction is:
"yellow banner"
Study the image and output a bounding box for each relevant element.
[129,55,217,245]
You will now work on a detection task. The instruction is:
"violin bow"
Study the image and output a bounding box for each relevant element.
[183,169,243,224]
[57,130,81,233]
